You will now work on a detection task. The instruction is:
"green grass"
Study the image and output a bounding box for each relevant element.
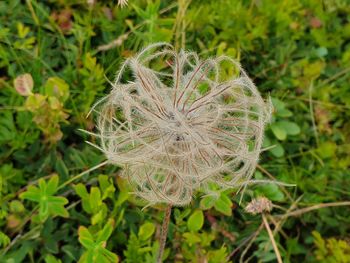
[1,0,350,262]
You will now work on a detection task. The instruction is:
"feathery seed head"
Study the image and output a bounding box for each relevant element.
[245,197,273,215]
[92,43,271,206]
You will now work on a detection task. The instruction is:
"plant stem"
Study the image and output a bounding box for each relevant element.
[262,213,283,263]
[277,201,350,218]
[157,204,172,263]
[58,160,108,190]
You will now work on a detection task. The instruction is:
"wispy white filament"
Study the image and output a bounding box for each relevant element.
[91,43,271,206]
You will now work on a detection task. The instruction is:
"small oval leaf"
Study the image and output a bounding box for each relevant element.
[187,210,204,232]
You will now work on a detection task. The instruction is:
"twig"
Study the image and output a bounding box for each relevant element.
[257,164,293,202]
[239,223,265,263]
[309,81,319,146]
[271,195,303,237]
[227,222,263,261]
[276,201,350,218]
[58,160,108,190]
[96,34,128,52]
[319,67,350,86]
[262,213,283,263]
[157,204,172,263]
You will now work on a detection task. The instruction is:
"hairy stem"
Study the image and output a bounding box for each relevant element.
[157,204,172,263]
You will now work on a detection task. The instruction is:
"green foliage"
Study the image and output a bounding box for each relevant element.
[123,221,157,263]
[187,210,204,232]
[78,219,118,263]
[19,175,69,222]
[200,191,233,216]
[0,0,349,262]
[312,231,350,263]
[74,175,116,225]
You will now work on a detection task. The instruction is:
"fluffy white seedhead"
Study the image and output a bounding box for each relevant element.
[117,0,128,7]
[92,43,271,206]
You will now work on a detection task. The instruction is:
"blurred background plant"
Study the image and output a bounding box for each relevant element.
[0,0,350,262]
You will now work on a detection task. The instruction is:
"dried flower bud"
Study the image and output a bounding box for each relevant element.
[90,43,271,206]
[245,197,273,215]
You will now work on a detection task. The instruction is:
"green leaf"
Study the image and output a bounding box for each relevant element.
[187,210,204,232]
[78,226,95,250]
[78,221,119,263]
[48,196,69,218]
[46,175,59,195]
[256,184,285,202]
[270,143,285,158]
[277,108,292,117]
[9,200,25,213]
[96,219,114,243]
[19,176,68,221]
[279,121,300,135]
[214,194,233,216]
[91,210,104,225]
[44,77,70,102]
[200,195,216,210]
[138,222,156,241]
[44,254,62,263]
[74,184,89,199]
[99,247,119,262]
[39,198,49,221]
[0,231,10,247]
[315,47,328,58]
[317,142,336,159]
[89,187,102,212]
[39,178,47,194]
[98,175,115,201]
[271,97,285,112]
[19,186,41,202]
[115,190,129,207]
[183,232,201,246]
[270,123,287,140]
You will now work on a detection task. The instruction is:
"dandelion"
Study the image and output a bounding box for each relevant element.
[90,42,271,206]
